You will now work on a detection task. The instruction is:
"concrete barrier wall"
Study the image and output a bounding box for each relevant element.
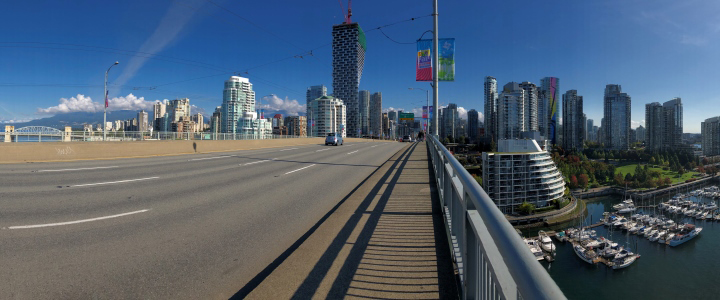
[0,138,389,163]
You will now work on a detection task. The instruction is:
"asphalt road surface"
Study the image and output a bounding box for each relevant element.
[0,140,408,299]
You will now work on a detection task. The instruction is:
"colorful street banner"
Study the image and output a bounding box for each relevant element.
[399,112,414,121]
[105,90,109,108]
[422,106,433,120]
[416,40,432,81]
[415,39,455,82]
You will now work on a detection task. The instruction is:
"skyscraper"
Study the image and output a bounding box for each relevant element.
[603,84,631,150]
[562,90,584,150]
[519,82,538,133]
[663,98,683,149]
[586,119,594,141]
[468,109,479,142]
[309,96,346,137]
[306,85,327,105]
[645,102,664,149]
[645,98,683,150]
[441,103,458,139]
[369,92,382,137]
[702,116,720,156]
[635,125,645,142]
[221,76,255,134]
[484,76,498,140]
[211,106,221,134]
[539,77,560,144]
[137,110,149,132]
[306,85,327,134]
[497,82,525,140]
[358,90,370,135]
[153,101,167,132]
[332,22,366,137]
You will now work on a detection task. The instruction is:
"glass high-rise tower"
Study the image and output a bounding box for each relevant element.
[603,84,631,150]
[332,22,366,137]
[221,76,255,134]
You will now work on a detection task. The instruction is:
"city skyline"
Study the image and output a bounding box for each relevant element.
[1,1,718,132]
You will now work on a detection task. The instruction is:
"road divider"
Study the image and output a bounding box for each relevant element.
[284,164,316,175]
[72,177,160,187]
[6,209,150,229]
[36,166,119,172]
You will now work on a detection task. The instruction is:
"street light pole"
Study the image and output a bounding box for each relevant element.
[104,61,119,141]
[432,0,439,138]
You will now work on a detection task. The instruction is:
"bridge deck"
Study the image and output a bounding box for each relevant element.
[240,141,459,299]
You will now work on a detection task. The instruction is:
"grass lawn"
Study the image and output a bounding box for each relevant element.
[615,163,700,185]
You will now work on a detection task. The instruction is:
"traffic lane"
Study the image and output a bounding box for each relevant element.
[0,141,334,172]
[0,142,382,191]
[0,142,407,299]
[0,143,329,187]
[0,141,399,229]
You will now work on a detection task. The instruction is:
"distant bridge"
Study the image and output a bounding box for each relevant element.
[13,126,64,135]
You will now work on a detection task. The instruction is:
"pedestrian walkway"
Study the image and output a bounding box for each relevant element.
[235,141,459,299]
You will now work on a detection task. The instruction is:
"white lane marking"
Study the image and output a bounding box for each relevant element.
[7,209,150,229]
[284,164,316,175]
[243,159,270,166]
[37,166,119,173]
[347,150,359,155]
[280,148,299,151]
[72,177,159,187]
[188,155,234,161]
[316,149,330,152]
[371,145,378,148]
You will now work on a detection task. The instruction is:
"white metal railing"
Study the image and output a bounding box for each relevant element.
[427,135,566,300]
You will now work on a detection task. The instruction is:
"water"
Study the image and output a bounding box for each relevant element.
[543,186,720,299]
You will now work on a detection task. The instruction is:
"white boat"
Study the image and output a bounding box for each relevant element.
[644,229,657,238]
[668,224,703,247]
[665,233,675,244]
[573,244,598,265]
[613,254,640,269]
[656,231,667,243]
[618,205,637,214]
[684,209,695,216]
[525,239,545,260]
[538,231,555,253]
[649,231,661,242]
[555,231,567,242]
[614,199,634,210]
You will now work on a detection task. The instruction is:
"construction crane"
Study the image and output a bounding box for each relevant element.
[337,0,352,24]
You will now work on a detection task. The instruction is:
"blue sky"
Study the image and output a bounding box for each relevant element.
[1,0,719,132]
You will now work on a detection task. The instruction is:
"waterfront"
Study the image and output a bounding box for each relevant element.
[542,187,720,299]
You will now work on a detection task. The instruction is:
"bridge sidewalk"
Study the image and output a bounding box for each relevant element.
[237,141,459,299]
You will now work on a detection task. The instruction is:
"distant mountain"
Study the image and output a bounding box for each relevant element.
[258,109,306,118]
[4,110,143,130]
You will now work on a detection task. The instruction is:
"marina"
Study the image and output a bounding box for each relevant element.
[532,184,720,299]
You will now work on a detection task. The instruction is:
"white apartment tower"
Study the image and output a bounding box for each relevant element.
[519,82,538,133]
[497,82,525,140]
[221,76,256,134]
[310,96,347,137]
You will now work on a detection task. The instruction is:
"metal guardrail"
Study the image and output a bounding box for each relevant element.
[426,135,566,300]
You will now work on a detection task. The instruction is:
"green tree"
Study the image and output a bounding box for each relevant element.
[518,202,536,215]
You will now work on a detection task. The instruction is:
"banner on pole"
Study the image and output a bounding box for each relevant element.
[416,40,432,81]
[422,106,433,119]
[416,39,455,82]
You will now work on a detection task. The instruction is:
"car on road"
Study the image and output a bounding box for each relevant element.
[325,132,343,146]
[402,135,413,142]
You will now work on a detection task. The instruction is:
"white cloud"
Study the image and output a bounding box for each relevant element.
[258,94,305,116]
[631,120,645,129]
[457,107,468,120]
[37,93,162,114]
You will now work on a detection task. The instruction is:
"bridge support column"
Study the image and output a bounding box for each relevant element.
[4,125,14,142]
[63,126,72,142]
